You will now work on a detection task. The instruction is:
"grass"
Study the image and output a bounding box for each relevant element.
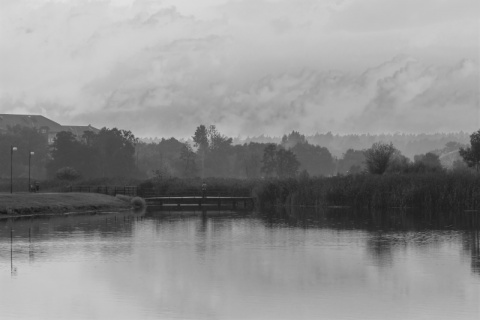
[0,192,131,216]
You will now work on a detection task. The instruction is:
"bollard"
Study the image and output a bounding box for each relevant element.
[29,228,31,242]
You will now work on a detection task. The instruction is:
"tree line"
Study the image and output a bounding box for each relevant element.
[1,124,478,183]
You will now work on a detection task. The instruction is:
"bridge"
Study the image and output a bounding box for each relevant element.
[144,195,254,209]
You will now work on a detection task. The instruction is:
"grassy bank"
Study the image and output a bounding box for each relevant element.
[254,172,480,212]
[0,192,131,217]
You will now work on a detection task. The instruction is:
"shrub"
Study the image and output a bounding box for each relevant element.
[56,167,81,181]
[131,197,146,209]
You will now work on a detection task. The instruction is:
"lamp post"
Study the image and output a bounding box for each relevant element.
[29,151,34,192]
[10,145,17,194]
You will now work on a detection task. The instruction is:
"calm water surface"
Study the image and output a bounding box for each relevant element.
[0,209,479,320]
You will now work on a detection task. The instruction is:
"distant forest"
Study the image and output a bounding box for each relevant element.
[136,127,469,180]
[142,131,469,158]
[0,124,471,182]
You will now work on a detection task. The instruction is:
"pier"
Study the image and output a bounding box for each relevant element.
[145,196,254,209]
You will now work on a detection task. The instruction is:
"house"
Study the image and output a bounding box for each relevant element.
[0,114,99,144]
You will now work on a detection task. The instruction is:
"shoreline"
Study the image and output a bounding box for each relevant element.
[0,192,132,219]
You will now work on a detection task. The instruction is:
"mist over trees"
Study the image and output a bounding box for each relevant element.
[1,122,476,183]
[241,131,470,159]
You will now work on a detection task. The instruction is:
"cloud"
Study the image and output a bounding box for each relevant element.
[0,0,478,137]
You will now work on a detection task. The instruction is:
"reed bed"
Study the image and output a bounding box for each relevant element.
[254,172,480,212]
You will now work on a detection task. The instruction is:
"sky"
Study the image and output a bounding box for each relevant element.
[0,0,479,138]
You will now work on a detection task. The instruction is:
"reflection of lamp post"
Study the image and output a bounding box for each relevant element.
[29,151,34,192]
[10,145,17,194]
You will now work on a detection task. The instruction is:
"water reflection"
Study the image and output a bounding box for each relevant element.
[462,230,480,276]
[0,208,479,319]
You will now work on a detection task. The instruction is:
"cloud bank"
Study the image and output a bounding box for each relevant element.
[0,0,478,137]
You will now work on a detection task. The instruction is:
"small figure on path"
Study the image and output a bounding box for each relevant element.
[202,182,207,198]
[35,181,40,193]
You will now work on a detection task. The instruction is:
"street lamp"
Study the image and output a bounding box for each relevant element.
[10,145,17,194]
[29,151,35,192]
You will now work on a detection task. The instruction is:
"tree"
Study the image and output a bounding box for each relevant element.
[56,167,81,181]
[281,131,306,149]
[193,125,209,178]
[261,144,277,178]
[47,131,83,178]
[206,125,233,177]
[93,128,138,177]
[364,142,397,174]
[459,129,480,172]
[290,142,335,176]
[414,152,442,168]
[261,144,300,178]
[276,148,300,178]
[192,125,233,178]
[338,149,366,174]
[179,143,197,178]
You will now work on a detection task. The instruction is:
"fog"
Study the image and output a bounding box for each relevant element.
[1,0,478,137]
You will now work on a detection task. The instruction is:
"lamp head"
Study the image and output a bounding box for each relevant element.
[30,151,35,155]
[12,146,17,151]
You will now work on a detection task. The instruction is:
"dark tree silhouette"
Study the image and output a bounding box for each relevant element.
[193,125,209,178]
[261,144,277,178]
[459,129,480,172]
[276,148,300,178]
[179,143,197,178]
[365,142,397,174]
[261,144,300,178]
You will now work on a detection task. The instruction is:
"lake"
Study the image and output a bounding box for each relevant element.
[1,208,479,319]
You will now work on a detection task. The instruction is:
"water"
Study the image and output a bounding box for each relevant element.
[0,209,479,320]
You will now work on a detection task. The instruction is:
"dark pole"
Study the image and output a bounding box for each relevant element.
[10,145,17,194]
[29,152,31,192]
[10,146,12,193]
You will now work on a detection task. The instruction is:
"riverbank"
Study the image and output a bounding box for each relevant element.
[0,192,131,218]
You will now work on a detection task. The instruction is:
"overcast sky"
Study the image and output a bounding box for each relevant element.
[0,0,478,138]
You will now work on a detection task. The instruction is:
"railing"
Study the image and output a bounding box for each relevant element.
[66,185,138,197]
[138,188,251,198]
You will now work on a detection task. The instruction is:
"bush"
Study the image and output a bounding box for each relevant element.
[56,167,81,181]
[131,197,146,209]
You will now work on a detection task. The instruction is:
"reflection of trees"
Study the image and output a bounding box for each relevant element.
[195,212,209,259]
[261,207,480,232]
[0,212,140,268]
[365,233,396,267]
[462,231,480,276]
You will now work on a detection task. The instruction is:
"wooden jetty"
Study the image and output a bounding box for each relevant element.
[145,196,254,209]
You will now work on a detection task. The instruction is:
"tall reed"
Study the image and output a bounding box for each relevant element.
[254,172,480,212]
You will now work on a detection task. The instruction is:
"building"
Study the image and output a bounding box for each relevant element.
[0,114,99,144]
